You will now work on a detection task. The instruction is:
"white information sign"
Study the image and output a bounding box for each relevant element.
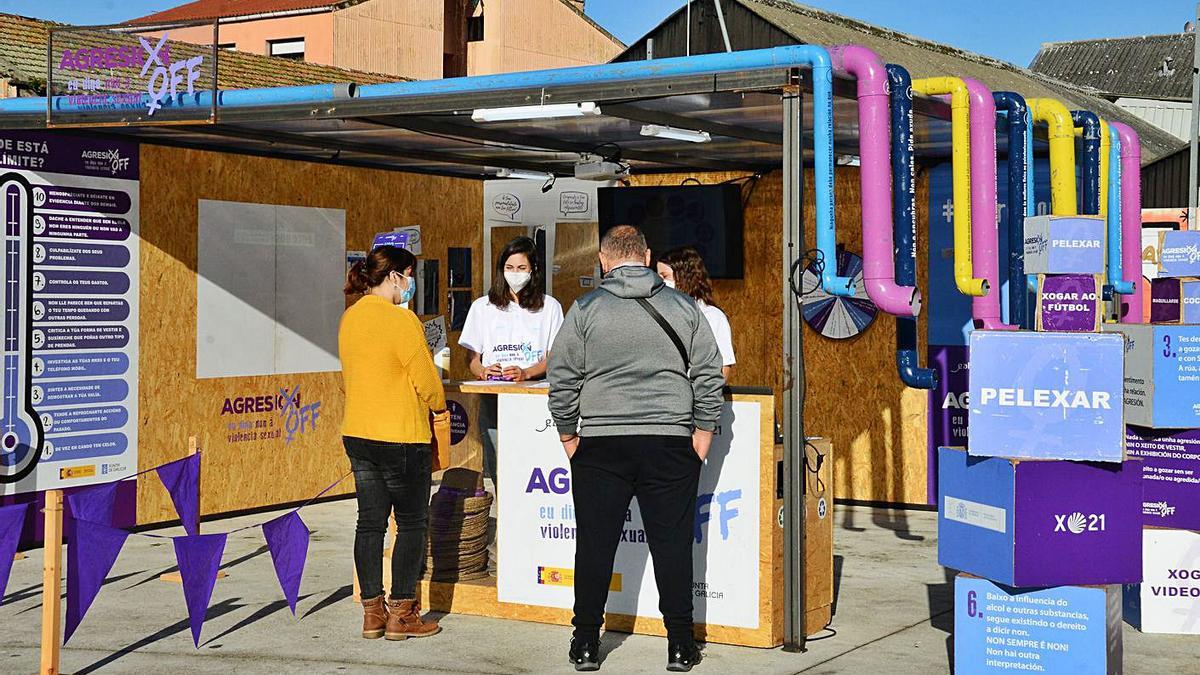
[497,394,761,629]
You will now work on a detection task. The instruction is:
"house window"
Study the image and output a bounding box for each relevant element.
[218,43,237,51]
[468,15,484,42]
[268,37,305,61]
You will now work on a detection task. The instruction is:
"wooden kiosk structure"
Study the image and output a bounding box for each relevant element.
[0,29,992,658]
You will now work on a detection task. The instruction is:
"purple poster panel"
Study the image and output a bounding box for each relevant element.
[0,130,139,496]
[928,344,970,503]
[1127,425,1200,530]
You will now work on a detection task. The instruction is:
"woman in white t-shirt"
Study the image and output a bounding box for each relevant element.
[657,246,736,380]
[460,236,563,382]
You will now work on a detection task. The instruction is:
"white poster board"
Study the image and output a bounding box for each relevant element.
[196,200,345,378]
[497,394,761,629]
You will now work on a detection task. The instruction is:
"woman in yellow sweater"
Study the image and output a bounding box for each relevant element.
[340,245,447,641]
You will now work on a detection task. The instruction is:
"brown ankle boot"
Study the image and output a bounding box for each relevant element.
[385,598,441,640]
[361,596,388,639]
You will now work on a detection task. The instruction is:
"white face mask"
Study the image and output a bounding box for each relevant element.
[663,278,676,289]
[505,271,532,293]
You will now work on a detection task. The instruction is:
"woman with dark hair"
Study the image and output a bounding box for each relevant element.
[340,245,446,641]
[657,246,736,380]
[459,236,563,382]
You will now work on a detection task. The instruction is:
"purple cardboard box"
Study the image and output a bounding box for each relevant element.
[1149,277,1200,324]
[939,447,1143,587]
[1036,274,1102,332]
[1126,425,1200,529]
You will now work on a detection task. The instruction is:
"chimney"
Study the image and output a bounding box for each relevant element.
[569,0,586,12]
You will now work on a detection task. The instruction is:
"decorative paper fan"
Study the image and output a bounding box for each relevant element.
[801,250,877,339]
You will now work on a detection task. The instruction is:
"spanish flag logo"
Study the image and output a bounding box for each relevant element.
[537,566,621,592]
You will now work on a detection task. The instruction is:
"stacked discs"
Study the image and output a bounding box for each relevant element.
[426,486,493,582]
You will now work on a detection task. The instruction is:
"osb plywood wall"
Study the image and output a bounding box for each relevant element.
[137,144,483,525]
[632,169,930,505]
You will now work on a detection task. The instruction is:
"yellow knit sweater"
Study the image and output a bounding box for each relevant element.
[339,295,446,443]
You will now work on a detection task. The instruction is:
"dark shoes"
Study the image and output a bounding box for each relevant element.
[568,636,601,671]
[667,641,702,672]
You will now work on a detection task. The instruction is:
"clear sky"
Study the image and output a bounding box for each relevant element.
[1,0,1196,66]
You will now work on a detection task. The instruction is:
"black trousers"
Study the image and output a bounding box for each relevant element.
[344,437,432,601]
[570,435,703,644]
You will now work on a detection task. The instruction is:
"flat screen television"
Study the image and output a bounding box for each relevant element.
[597,184,745,279]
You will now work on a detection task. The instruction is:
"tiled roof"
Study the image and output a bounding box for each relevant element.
[1030,33,1194,101]
[0,13,401,91]
[128,0,354,26]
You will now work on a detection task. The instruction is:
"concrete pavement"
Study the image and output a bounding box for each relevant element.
[1,502,1197,673]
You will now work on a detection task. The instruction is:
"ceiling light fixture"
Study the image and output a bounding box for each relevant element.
[472,102,601,123]
[639,124,712,143]
[496,168,555,181]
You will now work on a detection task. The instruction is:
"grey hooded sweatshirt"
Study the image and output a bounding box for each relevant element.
[547,265,725,438]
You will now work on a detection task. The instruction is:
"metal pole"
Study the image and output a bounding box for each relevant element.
[1189,4,1200,227]
[782,77,807,652]
[713,0,733,53]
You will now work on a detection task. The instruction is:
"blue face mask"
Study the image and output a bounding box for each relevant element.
[399,275,416,304]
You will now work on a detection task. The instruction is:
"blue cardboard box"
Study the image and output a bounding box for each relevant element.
[938,448,1143,587]
[1157,230,1200,278]
[1023,215,1105,274]
[1102,323,1200,429]
[968,330,1125,462]
[956,574,1122,674]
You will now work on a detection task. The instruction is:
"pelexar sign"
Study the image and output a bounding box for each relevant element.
[967,330,1125,462]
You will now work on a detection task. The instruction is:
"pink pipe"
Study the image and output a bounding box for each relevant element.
[1108,121,1144,323]
[829,44,920,317]
[962,78,1014,330]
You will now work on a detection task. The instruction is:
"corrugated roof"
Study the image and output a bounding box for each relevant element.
[0,13,401,91]
[1030,33,1194,101]
[128,0,353,25]
[616,0,1185,164]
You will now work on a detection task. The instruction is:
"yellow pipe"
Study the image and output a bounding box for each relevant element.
[1098,120,1110,215]
[1028,98,1078,215]
[912,77,987,297]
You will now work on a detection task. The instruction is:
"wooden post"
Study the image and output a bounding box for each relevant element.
[161,437,226,583]
[40,489,63,675]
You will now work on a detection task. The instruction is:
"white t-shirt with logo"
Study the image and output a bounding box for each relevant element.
[458,295,564,370]
[698,300,736,367]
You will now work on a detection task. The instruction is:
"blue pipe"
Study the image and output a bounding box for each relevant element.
[0,46,850,298]
[1107,132,1134,295]
[1070,110,1101,215]
[886,64,935,389]
[1024,104,1038,293]
[994,92,1030,329]
[0,83,355,114]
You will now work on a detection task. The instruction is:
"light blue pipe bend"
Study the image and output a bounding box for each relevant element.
[1107,134,1133,295]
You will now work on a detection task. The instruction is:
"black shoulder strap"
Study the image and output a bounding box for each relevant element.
[634,297,689,369]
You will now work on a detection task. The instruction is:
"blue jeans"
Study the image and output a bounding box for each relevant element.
[345,437,432,600]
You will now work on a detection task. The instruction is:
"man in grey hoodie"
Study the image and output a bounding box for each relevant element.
[549,225,724,672]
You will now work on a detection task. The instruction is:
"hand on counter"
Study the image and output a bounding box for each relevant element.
[503,366,528,382]
[692,429,713,462]
[480,363,504,380]
[561,434,580,459]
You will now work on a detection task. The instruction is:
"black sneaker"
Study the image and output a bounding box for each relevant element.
[666,641,702,672]
[568,637,601,671]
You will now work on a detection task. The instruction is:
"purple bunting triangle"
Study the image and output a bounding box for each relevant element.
[157,454,200,536]
[65,518,129,643]
[66,482,119,526]
[262,511,309,615]
[0,503,29,605]
[173,533,226,647]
